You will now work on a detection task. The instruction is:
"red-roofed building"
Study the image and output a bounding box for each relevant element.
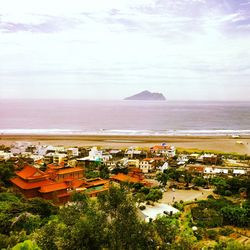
[187,165,205,174]
[110,169,150,186]
[150,145,176,157]
[10,166,53,198]
[39,182,70,203]
[46,165,84,182]
[10,165,108,203]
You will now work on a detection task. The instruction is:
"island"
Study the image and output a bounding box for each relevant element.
[124,90,166,101]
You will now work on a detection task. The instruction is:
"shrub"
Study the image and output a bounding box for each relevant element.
[207,195,214,199]
[207,229,217,240]
[139,205,146,210]
[224,190,232,196]
[219,228,233,236]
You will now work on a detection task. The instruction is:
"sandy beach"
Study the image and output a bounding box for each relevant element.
[0,134,249,154]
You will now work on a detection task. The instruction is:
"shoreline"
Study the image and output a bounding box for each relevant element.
[0,134,249,155]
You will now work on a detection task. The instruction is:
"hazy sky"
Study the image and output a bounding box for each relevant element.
[0,0,250,100]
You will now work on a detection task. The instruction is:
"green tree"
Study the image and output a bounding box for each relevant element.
[12,240,41,250]
[154,215,179,246]
[156,172,168,187]
[145,189,163,203]
[0,162,15,187]
[192,177,207,187]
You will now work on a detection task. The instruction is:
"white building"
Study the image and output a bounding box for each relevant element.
[67,148,79,157]
[158,162,169,172]
[0,151,13,161]
[233,169,246,175]
[140,158,155,173]
[139,203,179,222]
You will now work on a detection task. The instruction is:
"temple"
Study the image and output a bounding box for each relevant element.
[10,165,109,204]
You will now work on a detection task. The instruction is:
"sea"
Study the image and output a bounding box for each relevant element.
[0,99,249,136]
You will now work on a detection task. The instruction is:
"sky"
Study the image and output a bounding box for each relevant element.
[0,0,250,101]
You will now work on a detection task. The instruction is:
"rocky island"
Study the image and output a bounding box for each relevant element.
[124,90,166,101]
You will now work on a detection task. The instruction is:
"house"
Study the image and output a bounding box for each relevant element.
[10,142,32,155]
[53,153,67,165]
[78,147,112,164]
[150,145,175,157]
[233,169,246,175]
[197,154,220,165]
[187,165,205,174]
[124,159,140,169]
[140,158,165,173]
[125,148,146,159]
[140,158,155,173]
[67,148,79,157]
[0,151,13,161]
[110,168,149,186]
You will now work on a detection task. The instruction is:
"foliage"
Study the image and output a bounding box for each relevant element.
[99,164,110,179]
[156,172,168,187]
[191,197,250,228]
[0,162,15,187]
[221,206,250,227]
[212,176,250,197]
[85,170,99,179]
[192,177,207,187]
[12,240,41,250]
[26,198,58,218]
[154,215,179,245]
[145,188,163,203]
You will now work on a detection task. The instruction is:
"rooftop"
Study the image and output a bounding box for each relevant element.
[10,177,53,190]
[57,167,84,175]
[16,165,49,180]
[39,182,68,193]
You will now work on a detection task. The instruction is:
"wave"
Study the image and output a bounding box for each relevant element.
[1,129,250,136]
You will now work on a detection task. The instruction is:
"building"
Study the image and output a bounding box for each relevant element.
[10,164,106,203]
[10,165,53,199]
[150,145,176,157]
[139,203,179,222]
[125,148,146,159]
[53,153,67,165]
[110,168,150,186]
[139,158,165,173]
[67,148,79,157]
[0,151,13,161]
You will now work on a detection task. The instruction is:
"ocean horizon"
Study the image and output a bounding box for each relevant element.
[0,99,249,136]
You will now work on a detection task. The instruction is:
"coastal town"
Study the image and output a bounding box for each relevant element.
[0,141,249,249]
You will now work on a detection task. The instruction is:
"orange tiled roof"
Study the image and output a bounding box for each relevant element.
[10,177,53,190]
[86,179,109,187]
[111,173,143,184]
[16,165,48,180]
[47,164,64,170]
[142,158,154,161]
[188,166,205,173]
[72,179,86,188]
[39,182,68,193]
[57,167,83,175]
[88,187,109,196]
[142,157,164,162]
[151,145,171,150]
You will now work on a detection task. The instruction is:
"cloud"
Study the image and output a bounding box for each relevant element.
[0,16,79,33]
[0,0,249,100]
